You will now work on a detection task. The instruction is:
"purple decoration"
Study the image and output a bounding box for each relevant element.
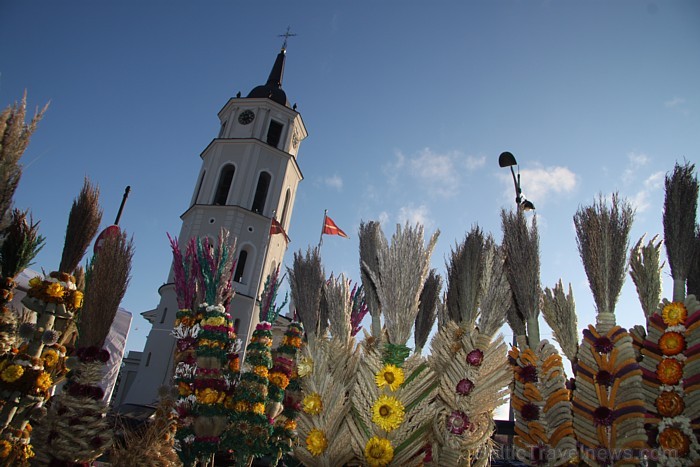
[350,283,369,336]
[456,378,475,396]
[594,336,614,354]
[466,349,484,366]
[521,403,540,421]
[595,370,613,387]
[593,406,614,426]
[447,410,471,435]
[520,364,538,383]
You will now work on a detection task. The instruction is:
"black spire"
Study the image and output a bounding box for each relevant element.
[247,29,296,107]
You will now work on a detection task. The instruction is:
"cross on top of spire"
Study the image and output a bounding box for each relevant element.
[278,26,297,51]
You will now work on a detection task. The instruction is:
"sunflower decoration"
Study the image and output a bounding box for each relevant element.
[349,223,440,466]
[295,272,362,466]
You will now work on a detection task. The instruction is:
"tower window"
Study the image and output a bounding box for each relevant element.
[234,249,248,283]
[160,307,168,324]
[193,170,206,206]
[266,121,284,148]
[218,120,227,138]
[251,172,271,214]
[234,318,240,333]
[213,165,235,205]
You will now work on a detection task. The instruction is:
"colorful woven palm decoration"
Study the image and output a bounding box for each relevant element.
[571,195,647,465]
[428,233,512,466]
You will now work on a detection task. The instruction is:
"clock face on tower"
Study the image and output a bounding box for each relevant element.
[238,110,255,125]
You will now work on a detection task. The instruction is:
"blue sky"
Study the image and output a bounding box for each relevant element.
[1,1,699,357]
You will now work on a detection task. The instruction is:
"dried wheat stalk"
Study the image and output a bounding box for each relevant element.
[663,162,698,301]
[324,273,352,342]
[477,238,511,338]
[359,221,385,337]
[445,226,485,327]
[363,222,439,346]
[288,247,325,336]
[0,92,48,226]
[541,280,579,363]
[501,209,541,345]
[573,194,634,326]
[76,231,133,349]
[59,178,103,274]
[414,269,442,353]
[629,234,664,317]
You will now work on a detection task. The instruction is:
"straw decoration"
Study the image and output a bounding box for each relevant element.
[359,221,386,338]
[324,273,352,342]
[363,222,439,346]
[195,230,235,307]
[288,247,325,336]
[445,227,485,327]
[477,238,511,338]
[501,209,541,346]
[296,308,360,465]
[76,231,133,349]
[414,269,442,354]
[663,162,698,302]
[58,178,103,275]
[573,193,634,324]
[0,210,44,281]
[258,264,288,324]
[629,235,664,318]
[0,92,47,225]
[541,280,579,364]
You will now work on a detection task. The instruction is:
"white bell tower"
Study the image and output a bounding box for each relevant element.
[122,43,306,406]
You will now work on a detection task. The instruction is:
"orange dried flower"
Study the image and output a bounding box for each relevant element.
[658,427,690,457]
[659,332,685,356]
[656,391,685,418]
[657,359,684,386]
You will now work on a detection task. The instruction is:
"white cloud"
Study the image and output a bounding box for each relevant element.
[513,166,578,204]
[397,204,432,228]
[665,97,685,108]
[622,152,650,185]
[323,174,343,191]
[384,148,485,198]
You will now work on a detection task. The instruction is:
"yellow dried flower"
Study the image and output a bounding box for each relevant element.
[298,356,313,377]
[371,395,405,432]
[364,436,394,466]
[269,372,290,389]
[302,392,323,415]
[42,349,59,368]
[202,316,226,327]
[662,302,687,326]
[35,372,53,392]
[45,282,64,299]
[306,428,328,456]
[375,364,404,391]
[71,291,84,309]
[1,364,24,383]
[196,388,220,405]
[0,440,11,458]
[253,366,269,379]
[252,403,265,414]
[234,401,250,412]
[28,277,43,289]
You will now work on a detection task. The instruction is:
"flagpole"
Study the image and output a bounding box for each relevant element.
[318,209,327,250]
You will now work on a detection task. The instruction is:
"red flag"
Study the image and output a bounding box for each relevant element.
[322,214,349,238]
[270,218,290,243]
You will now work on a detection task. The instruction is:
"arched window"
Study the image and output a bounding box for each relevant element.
[280,189,291,226]
[213,165,235,205]
[233,249,248,283]
[251,171,271,214]
[193,170,206,206]
[218,120,227,138]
